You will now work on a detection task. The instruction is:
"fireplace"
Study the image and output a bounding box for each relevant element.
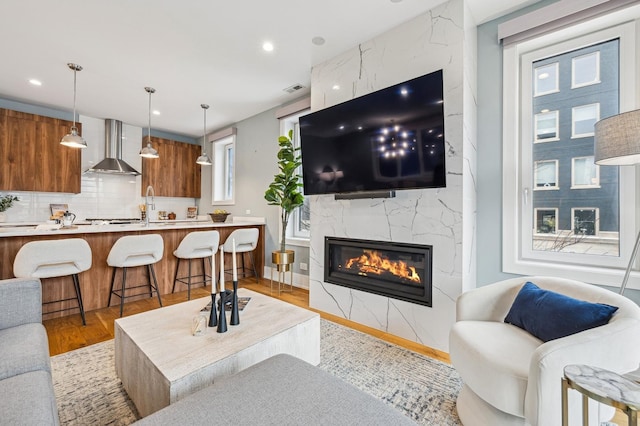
[324,237,432,307]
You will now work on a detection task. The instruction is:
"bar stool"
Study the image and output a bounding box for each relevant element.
[172,230,220,300]
[223,228,259,283]
[107,234,164,317]
[13,238,91,325]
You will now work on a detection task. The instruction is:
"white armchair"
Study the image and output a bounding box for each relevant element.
[449,276,640,426]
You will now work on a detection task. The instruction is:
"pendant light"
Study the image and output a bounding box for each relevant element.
[196,104,212,165]
[140,87,159,159]
[60,63,87,148]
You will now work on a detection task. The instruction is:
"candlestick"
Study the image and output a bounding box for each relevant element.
[211,252,216,294]
[219,245,225,292]
[232,238,238,282]
[217,290,228,333]
[230,279,240,326]
[208,293,217,327]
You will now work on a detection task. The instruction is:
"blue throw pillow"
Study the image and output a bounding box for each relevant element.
[504,281,618,342]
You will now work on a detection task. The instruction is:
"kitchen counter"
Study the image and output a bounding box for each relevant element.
[0,218,264,237]
[0,219,266,319]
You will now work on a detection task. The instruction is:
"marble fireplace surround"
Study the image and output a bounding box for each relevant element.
[307,0,477,353]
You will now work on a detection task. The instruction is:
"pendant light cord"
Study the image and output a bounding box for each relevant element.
[72,68,77,128]
[147,90,152,145]
[202,104,208,154]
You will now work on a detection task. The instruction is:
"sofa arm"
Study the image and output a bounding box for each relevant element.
[525,317,640,426]
[0,278,42,330]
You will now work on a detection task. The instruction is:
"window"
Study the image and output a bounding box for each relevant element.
[212,133,236,205]
[534,110,559,142]
[534,62,559,96]
[279,109,310,245]
[502,17,637,286]
[534,160,558,189]
[571,156,599,188]
[572,103,599,138]
[572,51,600,88]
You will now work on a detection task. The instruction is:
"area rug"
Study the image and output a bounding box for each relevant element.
[51,319,462,425]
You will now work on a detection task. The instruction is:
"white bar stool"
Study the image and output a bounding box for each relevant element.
[107,234,164,317]
[13,238,92,325]
[223,228,259,283]
[172,230,220,300]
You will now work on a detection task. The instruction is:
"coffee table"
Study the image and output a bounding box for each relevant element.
[114,288,320,417]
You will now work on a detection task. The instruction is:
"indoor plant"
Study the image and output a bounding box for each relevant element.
[264,130,305,268]
[0,194,19,222]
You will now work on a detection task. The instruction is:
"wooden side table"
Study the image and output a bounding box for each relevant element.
[562,364,640,426]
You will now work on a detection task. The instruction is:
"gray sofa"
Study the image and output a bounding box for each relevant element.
[0,277,59,425]
[134,353,415,425]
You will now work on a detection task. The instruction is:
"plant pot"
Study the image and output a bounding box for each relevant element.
[272,250,295,272]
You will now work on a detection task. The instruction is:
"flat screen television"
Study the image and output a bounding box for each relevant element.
[299,69,446,197]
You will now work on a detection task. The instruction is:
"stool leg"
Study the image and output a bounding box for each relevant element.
[202,258,207,288]
[149,264,163,307]
[72,273,86,326]
[120,267,127,317]
[172,258,181,294]
[249,251,259,283]
[187,259,192,300]
[108,267,117,307]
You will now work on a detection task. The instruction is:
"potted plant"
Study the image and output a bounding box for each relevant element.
[264,130,305,270]
[0,194,19,222]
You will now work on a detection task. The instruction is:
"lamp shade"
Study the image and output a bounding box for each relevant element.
[594,109,640,166]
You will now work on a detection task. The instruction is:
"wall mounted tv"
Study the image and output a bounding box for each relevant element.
[299,69,446,197]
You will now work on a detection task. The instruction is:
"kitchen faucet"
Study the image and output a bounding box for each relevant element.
[145,185,155,226]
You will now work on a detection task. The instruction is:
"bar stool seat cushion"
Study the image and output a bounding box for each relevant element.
[13,239,92,278]
[174,231,219,259]
[0,323,51,380]
[222,228,258,253]
[108,235,164,268]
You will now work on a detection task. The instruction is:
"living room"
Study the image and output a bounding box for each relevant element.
[2,0,640,425]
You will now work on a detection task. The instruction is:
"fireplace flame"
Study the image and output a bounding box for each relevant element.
[344,249,421,283]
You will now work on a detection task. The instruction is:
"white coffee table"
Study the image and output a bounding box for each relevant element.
[114,288,320,417]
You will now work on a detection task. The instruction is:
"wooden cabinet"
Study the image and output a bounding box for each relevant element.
[141,136,201,198]
[0,108,81,193]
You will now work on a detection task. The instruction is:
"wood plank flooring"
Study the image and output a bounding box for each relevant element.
[43,278,450,363]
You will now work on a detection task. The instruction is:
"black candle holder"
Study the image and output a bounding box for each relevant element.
[208,293,217,327]
[217,290,228,333]
[230,280,240,326]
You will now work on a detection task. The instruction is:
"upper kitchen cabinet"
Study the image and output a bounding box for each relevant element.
[0,108,81,193]
[141,136,201,198]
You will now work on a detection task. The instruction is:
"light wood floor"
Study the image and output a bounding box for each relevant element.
[43,277,450,363]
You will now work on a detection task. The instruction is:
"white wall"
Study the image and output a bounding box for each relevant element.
[308,0,477,352]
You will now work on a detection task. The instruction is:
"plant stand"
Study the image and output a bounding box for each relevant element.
[270,250,294,295]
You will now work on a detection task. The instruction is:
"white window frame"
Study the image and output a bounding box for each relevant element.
[534,62,560,96]
[279,109,310,247]
[534,110,560,143]
[572,51,601,88]
[502,17,638,288]
[211,134,236,205]
[571,103,600,139]
[534,159,559,190]
[571,207,600,236]
[571,156,600,189]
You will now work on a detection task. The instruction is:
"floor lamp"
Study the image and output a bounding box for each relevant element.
[594,109,640,295]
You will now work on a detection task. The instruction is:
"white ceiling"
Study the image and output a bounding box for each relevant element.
[0,0,537,138]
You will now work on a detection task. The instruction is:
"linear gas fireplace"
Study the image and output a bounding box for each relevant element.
[324,237,432,307]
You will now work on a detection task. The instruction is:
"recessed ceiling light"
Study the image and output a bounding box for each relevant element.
[390,0,403,3]
[332,84,340,90]
[152,110,161,116]
[262,41,274,52]
[29,79,42,86]
[312,36,325,46]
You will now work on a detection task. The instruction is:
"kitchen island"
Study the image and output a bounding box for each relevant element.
[0,219,265,319]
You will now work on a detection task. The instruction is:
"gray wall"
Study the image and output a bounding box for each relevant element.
[476,0,640,303]
[199,99,310,278]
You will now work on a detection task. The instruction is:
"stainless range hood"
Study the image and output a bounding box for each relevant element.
[86,119,140,175]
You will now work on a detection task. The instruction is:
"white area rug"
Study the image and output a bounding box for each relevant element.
[51,319,462,425]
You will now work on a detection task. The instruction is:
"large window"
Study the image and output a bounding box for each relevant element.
[279,109,310,245]
[212,133,235,205]
[502,16,638,286]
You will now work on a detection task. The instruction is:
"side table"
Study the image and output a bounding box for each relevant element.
[562,364,640,426]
